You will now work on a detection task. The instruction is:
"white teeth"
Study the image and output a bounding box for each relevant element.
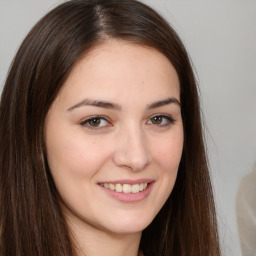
[102,182,148,193]
[115,183,122,192]
[104,183,110,189]
[109,184,115,190]
[123,184,132,193]
[132,184,140,193]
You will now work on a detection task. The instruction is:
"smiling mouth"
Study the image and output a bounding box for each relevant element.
[100,183,148,194]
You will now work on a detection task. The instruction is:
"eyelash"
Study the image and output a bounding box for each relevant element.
[148,114,175,126]
[80,114,175,130]
[80,116,110,130]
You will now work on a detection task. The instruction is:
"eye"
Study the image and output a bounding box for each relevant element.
[80,116,110,129]
[147,115,175,126]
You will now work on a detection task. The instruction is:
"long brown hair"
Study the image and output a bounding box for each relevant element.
[0,0,221,255]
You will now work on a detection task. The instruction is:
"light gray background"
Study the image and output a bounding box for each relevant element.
[0,1,255,255]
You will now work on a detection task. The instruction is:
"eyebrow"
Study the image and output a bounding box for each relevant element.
[67,97,180,111]
[67,99,121,111]
[147,97,180,109]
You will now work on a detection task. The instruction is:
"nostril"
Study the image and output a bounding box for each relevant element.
[112,152,150,171]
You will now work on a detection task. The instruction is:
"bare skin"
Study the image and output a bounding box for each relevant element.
[45,40,183,256]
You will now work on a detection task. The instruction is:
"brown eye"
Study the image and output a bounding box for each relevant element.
[151,116,163,124]
[80,116,109,129]
[147,115,175,126]
[88,118,101,127]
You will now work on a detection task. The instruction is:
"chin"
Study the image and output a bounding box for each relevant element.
[102,213,154,235]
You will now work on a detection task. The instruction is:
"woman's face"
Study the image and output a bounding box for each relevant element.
[45,40,183,235]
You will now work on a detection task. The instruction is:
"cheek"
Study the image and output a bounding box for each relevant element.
[45,134,114,214]
[46,134,112,179]
[147,131,183,217]
[153,131,184,173]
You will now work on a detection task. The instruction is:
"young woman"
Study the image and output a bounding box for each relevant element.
[0,0,221,255]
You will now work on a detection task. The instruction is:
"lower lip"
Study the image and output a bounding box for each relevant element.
[99,182,154,203]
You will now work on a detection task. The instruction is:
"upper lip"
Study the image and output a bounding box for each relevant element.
[98,178,155,185]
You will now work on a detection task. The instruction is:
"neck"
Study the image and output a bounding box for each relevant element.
[67,217,142,256]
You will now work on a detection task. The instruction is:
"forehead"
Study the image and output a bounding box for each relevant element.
[56,39,180,106]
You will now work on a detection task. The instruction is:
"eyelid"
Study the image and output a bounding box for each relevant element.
[79,113,175,130]
[80,115,112,130]
[147,114,175,126]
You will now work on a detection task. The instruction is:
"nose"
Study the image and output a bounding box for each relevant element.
[112,126,151,172]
